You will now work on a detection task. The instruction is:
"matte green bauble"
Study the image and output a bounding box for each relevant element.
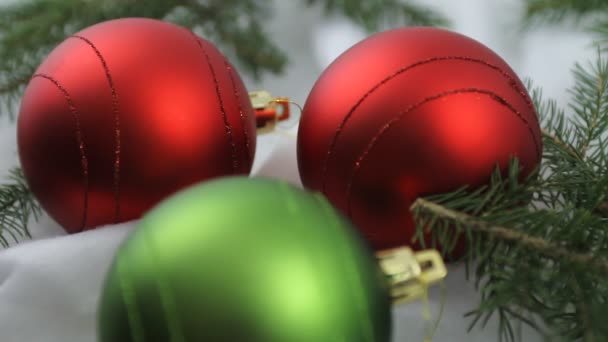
[98,177,392,342]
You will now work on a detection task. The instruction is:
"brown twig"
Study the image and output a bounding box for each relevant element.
[411,198,608,275]
[595,202,608,217]
[541,128,579,160]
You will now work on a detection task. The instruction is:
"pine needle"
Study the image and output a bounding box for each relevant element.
[0,168,41,248]
[410,52,608,341]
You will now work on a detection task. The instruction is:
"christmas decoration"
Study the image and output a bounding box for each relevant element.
[17,18,257,234]
[297,26,542,251]
[250,90,292,132]
[376,246,447,305]
[98,177,392,342]
[2,1,608,340]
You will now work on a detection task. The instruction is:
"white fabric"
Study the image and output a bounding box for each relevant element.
[0,0,594,341]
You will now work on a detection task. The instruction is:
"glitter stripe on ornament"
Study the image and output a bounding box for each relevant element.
[31,73,90,231]
[344,88,531,217]
[320,56,542,194]
[70,35,122,223]
[190,33,239,172]
[224,58,252,168]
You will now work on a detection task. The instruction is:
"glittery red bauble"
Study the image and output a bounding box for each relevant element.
[17,18,256,234]
[297,27,542,251]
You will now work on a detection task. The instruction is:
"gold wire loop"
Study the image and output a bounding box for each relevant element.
[249,90,302,135]
[272,98,303,113]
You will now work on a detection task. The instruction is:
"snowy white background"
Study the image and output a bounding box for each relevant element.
[0,0,595,341]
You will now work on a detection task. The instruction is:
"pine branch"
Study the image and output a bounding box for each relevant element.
[523,0,608,24]
[597,201,608,214]
[410,50,608,341]
[0,168,41,248]
[413,168,608,341]
[540,128,608,215]
[305,0,449,31]
[412,198,608,274]
[542,128,579,159]
[522,0,608,53]
[569,54,608,157]
[591,18,608,51]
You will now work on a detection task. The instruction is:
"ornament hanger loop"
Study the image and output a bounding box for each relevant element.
[272,97,303,113]
[249,90,302,135]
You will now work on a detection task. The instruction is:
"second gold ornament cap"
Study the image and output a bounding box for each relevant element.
[376,247,447,305]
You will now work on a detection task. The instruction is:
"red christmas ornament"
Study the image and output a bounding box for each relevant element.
[297,27,542,251]
[17,18,256,233]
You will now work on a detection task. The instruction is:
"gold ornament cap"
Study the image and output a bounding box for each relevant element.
[249,90,301,134]
[376,247,447,305]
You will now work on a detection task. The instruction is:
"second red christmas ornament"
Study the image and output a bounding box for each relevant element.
[297,27,542,251]
[17,18,257,233]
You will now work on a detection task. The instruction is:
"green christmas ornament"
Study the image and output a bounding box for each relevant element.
[98,176,392,342]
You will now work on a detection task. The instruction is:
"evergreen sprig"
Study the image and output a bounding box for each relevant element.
[412,51,608,342]
[0,168,41,248]
[0,0,448,117]
[305,0,449,31]
[523,0,608,51]
[524,0,608,23]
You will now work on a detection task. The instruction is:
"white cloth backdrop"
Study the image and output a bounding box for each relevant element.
[0,0,594,341]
